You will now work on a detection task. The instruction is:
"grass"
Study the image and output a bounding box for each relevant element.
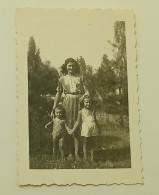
[30,126,131,169]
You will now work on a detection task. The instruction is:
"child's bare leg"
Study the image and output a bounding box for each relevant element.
[83,137,88,161]
[59,138,65,160]
[53,137,58,160]
[90,136,96,162]
[90,149,94,162]
[74,136,81,161]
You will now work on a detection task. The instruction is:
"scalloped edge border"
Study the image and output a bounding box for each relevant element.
[16,8,143,186]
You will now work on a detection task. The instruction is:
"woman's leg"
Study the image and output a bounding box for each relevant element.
[66,134,74,161]
[63,94,80,158]
[74,130,82,161]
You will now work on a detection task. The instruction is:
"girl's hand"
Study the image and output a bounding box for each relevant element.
[67,129,73,135]
[45,124,48,129]
[70,130,74,135]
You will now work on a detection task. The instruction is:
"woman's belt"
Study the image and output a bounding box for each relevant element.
[64,91,82,95]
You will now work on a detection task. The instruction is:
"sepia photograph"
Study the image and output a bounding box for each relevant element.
[16,9,142,185]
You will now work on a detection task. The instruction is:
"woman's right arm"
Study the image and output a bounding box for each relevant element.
[51,91,62,118]
[52,78,63,113]
[72,111,82,133]
[53,91,62,110]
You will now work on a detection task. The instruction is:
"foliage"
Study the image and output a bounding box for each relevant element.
[94,54,116,105]
[28,21,129,156]
[28,36,59,104]
[77,21,129,124]
[108,21,128,109]
[77,56,96,97]
[28,36,59,154]
[110,21,129,125]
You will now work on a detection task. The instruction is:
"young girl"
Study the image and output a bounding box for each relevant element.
[45,105,70,160]
[71,95,100,162]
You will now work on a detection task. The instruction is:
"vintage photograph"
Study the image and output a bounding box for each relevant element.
[17,9,142,185]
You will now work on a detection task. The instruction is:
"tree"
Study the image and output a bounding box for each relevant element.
[27,36,37,70]
[39,60,59,96]
[77,56,96,97]
[27,36,59,103]
[108,21,129,126]
[77,56,86,75]
[27,36,59,155]
[27,37,43,103]
[94,54,116,105]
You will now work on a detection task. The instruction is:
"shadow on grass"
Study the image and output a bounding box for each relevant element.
[94,147,131,166]
[97,134,121,147]
[94,134,131,167]
[30,134,131,169]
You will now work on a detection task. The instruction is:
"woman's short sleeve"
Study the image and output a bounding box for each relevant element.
[56,77,63,92]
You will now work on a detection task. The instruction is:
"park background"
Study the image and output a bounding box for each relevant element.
[25,12,130,168]
[0,0,159,194]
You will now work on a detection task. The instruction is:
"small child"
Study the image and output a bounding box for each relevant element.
[45,105,69,160]
[70,95,100,162]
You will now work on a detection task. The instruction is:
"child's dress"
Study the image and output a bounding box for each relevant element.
[52,117,67,139]
[81,108,99,137]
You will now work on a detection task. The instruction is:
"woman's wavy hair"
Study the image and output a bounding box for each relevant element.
[60,58,81,75]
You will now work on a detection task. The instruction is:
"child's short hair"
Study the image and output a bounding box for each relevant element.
[55,105,65,118]
[83,95,92,102]
[55,105,65,113]
[80,95,93,109]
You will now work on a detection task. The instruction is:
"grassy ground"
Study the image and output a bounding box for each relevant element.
[30,127,131,169]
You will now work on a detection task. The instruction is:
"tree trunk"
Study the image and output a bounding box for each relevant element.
[119,87,124,128]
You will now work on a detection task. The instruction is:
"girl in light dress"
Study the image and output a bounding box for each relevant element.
[70,95,100,162]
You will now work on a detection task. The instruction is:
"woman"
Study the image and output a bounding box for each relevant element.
[52,58,88,161]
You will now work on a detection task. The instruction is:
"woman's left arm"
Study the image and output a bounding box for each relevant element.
[64,122,71,134]
[79,77,89,102]
[93,111,101,134]
[83,85,89,95]
[72,111,82,133]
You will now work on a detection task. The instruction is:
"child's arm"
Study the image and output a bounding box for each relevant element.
[72,111,82,134]
[64,122,72,134]
[45,120,53,129]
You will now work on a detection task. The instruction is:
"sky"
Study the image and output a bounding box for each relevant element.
[16,9,115,69]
